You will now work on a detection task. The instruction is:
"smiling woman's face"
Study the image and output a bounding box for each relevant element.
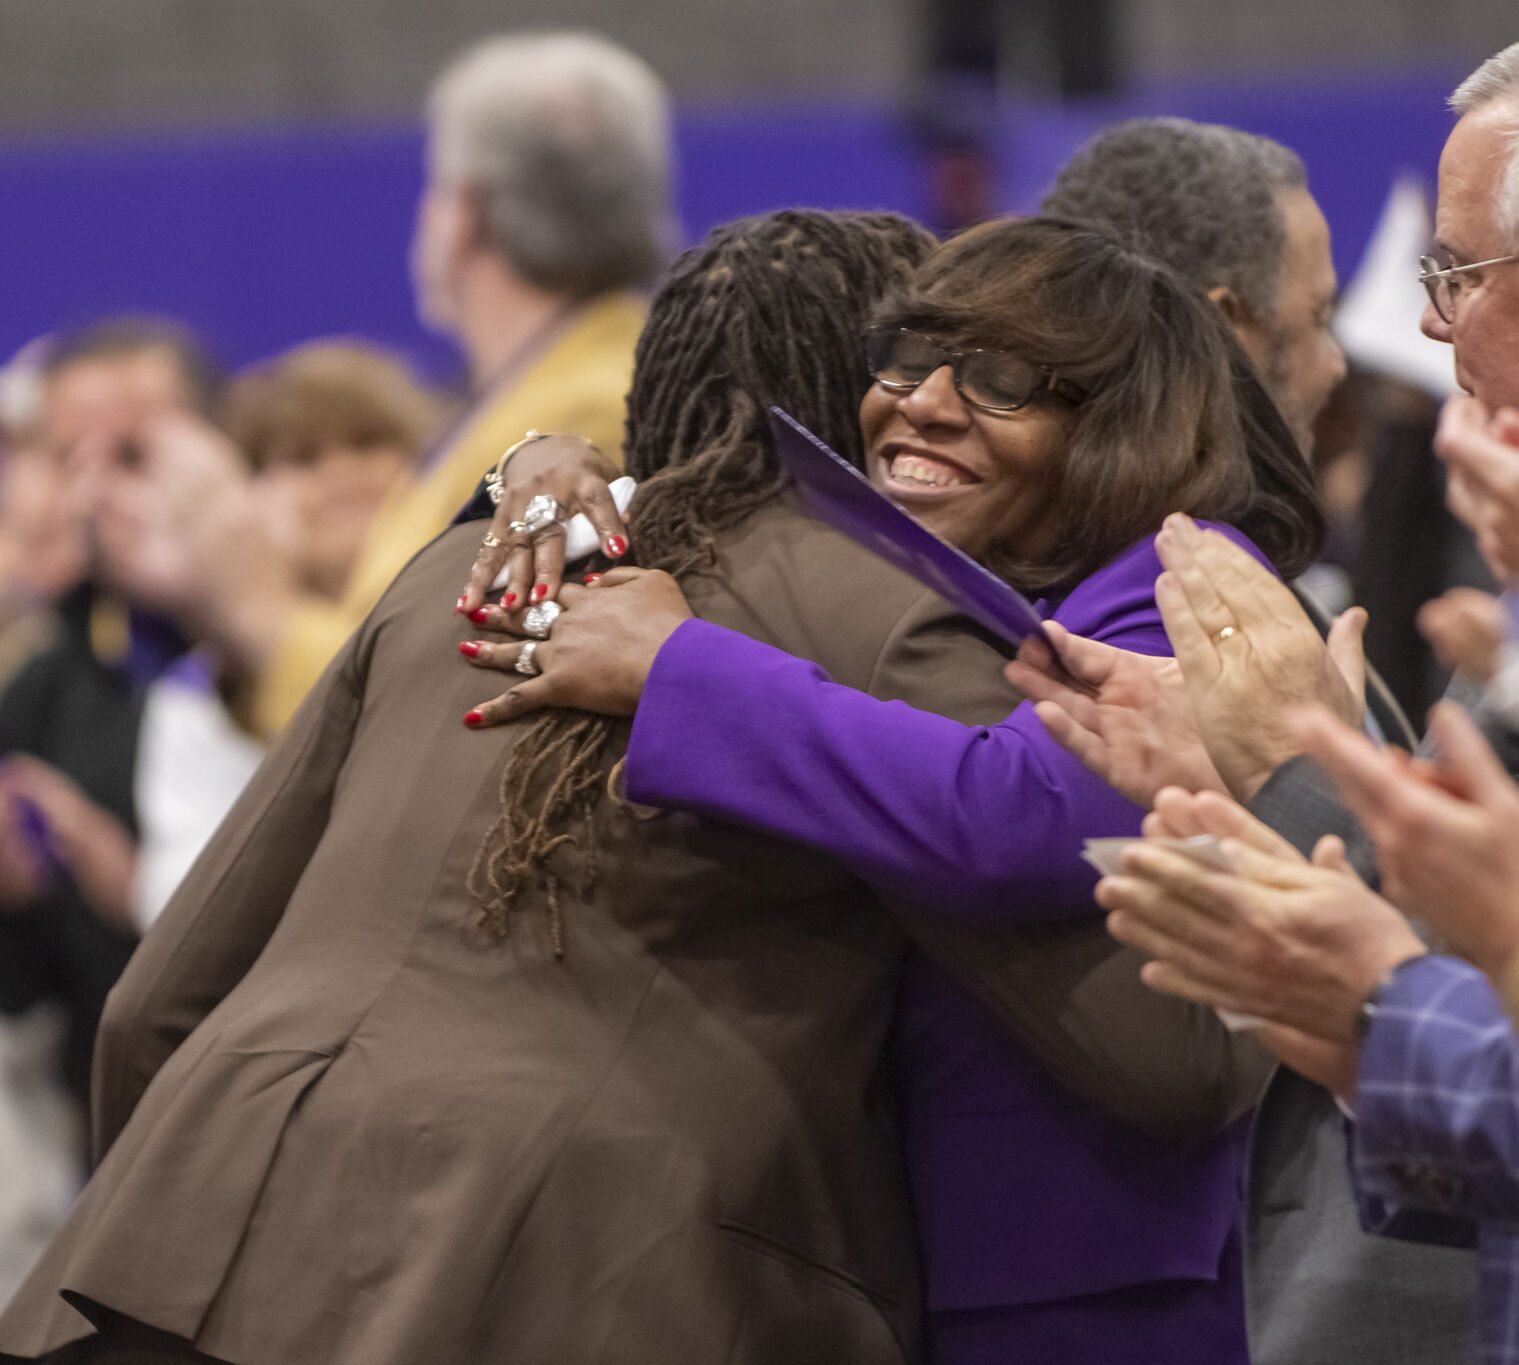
[860,358,1076,560]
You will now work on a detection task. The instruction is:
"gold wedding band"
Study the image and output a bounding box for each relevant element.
[481,531,505,549]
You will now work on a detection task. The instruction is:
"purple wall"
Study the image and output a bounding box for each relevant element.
[0,69,1467,383]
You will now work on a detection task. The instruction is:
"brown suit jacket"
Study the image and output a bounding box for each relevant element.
[0,503,1266,1365]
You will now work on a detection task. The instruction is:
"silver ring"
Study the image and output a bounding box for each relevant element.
[522,494,563,536]
[521,601,561,639]
[513,641,542,677]
[1214,625,1238,644]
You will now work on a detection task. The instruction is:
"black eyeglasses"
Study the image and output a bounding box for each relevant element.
[866,327,1085,413]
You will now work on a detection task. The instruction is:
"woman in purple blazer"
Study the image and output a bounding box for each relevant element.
[459,217,1324,1362]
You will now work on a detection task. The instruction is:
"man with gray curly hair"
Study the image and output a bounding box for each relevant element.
[1043,117,1346,456]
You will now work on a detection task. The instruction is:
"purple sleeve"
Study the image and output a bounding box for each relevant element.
[1352,954,1519,1230]
[627,530,1258,921]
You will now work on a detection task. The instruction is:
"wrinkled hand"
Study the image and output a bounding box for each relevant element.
[1418,586,1507,686]
[458,435,629,621]
[1099,786,1425,1090]
[0,756,137,933]
[1005,623,1227,807]
[1293,700,1519,981]
[1155,513,1366,801]
[1436,395,1519,587]
[458,567,693,726]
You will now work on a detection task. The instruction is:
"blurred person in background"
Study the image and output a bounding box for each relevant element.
[0,342,87,1310]
[224,342,436,604]
[105,29,669,743]
[125,341,436,932]
[0,318,217,1302]
[0,341,78,687]
[0,316,217,1107]
[1042,118,1345,462]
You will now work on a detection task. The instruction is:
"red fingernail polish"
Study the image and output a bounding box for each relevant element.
[607,536,627,557]
[531,584,547,604]
[584,573,603,585]
[468,607,489,624]
[463,709,484,727]
[501,591,517,609]
[454,595,467,613]
[458,640,481,658]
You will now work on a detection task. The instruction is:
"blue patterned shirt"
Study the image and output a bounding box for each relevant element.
[1353,954,1519,1364]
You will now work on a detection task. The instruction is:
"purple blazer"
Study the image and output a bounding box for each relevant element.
[625,527,1268,1363]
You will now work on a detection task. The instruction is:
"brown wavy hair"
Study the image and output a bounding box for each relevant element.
[468,210,937,947]
[875,215,1323,592]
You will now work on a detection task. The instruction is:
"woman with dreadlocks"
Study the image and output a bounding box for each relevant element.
[450,215,1328,1365]
[0,208,1132,1365]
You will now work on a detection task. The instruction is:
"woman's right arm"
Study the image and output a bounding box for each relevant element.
[92,633,367,1161]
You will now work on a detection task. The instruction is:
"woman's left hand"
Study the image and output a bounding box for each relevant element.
[458,568,694,726]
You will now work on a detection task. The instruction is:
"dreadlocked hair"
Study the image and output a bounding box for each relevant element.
[469,209,937,949]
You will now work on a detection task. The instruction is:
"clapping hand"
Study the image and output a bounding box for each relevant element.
[1293,701,1519,983]
[1437,395,1519,586]
[1010,515,1367,805]
[1006,625,1228,808]
[1099,786,1425,1094]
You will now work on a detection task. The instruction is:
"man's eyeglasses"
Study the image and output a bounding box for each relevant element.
[866,328,1085,413]
[1418,251,1519,323]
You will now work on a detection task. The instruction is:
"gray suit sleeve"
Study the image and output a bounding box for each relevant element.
[1246,754,1380,887]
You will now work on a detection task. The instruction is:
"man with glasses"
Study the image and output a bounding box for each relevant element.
[1418,49,1519,574]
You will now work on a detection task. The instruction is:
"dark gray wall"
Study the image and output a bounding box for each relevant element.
[1121,0,1511,80]
[0,0,915,131]
[0,0,1513,133]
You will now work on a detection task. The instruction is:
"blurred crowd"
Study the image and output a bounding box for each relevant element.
[0,17,1518,1365]
[0,320,439,1283]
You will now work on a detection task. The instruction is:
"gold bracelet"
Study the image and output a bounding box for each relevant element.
[484,430,602,506]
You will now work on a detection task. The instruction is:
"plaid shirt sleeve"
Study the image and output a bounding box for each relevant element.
[1350,954,1519,1365]
[1353,954,1519,1225]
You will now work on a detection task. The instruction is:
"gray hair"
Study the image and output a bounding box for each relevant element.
[427,32,674,297]
[1041,117,1306,320]
[1450,43,1519,249]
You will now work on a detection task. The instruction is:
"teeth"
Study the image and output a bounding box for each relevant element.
[892,453,971,488]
